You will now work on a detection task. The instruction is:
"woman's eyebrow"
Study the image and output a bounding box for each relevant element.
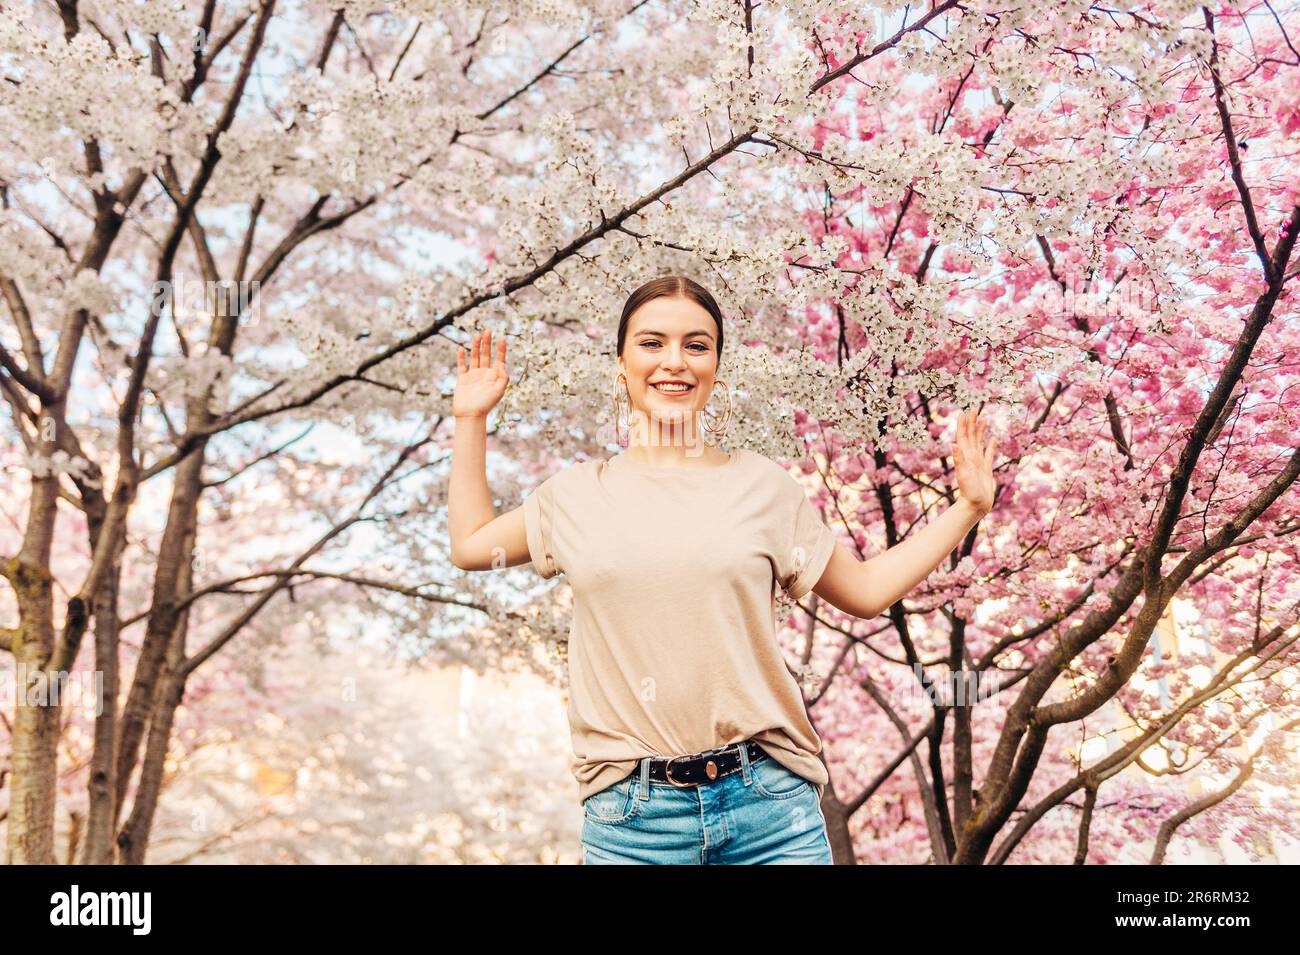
[634,329,714,339]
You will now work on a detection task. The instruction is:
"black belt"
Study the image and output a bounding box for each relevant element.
[637,739,768,788]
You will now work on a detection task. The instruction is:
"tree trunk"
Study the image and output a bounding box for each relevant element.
[5,559,59,865]
[78,541,125,864]
[820,784,858,865]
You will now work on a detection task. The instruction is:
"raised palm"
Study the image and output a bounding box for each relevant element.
[953,407,999,514]
[453,328,510,418]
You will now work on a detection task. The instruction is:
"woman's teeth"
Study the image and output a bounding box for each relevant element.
[651,383,693,394]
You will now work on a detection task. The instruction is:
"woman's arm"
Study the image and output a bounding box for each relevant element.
[812,498,986,619]
[810,408,999,619]
[448,329,531,572]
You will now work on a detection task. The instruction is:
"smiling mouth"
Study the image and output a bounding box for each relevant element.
[650,382,695,395]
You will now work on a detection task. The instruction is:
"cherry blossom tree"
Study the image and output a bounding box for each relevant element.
[2,0,1297,866]
[772,2,1300,863]
[1,0,927,865]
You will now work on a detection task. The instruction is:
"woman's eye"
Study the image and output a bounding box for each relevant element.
[640,341,709,352]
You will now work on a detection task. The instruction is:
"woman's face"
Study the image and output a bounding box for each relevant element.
[618,296,719,435]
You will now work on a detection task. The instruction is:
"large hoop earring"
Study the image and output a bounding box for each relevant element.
[612,372,632,448]
[701,379,733,444]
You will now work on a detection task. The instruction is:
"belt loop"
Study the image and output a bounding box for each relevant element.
[639,757,650,800]
[738,738,753,785]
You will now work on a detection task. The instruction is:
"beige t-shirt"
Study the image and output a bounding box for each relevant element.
[522,446,837,804]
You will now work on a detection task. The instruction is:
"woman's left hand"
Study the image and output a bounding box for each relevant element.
[953,407,998,515]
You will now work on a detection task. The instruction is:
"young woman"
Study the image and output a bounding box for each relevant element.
[448,275,999,864]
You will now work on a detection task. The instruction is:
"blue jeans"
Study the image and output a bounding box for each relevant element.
[580,743,834,864]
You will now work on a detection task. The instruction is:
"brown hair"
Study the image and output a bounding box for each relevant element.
[616,275,724,366]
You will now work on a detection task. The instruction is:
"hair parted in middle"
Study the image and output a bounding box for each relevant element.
[616,275,725,366]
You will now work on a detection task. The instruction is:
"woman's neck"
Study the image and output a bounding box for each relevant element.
[623,442,728,468]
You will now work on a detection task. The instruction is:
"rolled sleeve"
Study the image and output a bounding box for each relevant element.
[782,486,837,601]
[522,473,561,579]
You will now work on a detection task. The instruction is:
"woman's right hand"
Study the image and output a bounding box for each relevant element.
[453,328,509,419]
